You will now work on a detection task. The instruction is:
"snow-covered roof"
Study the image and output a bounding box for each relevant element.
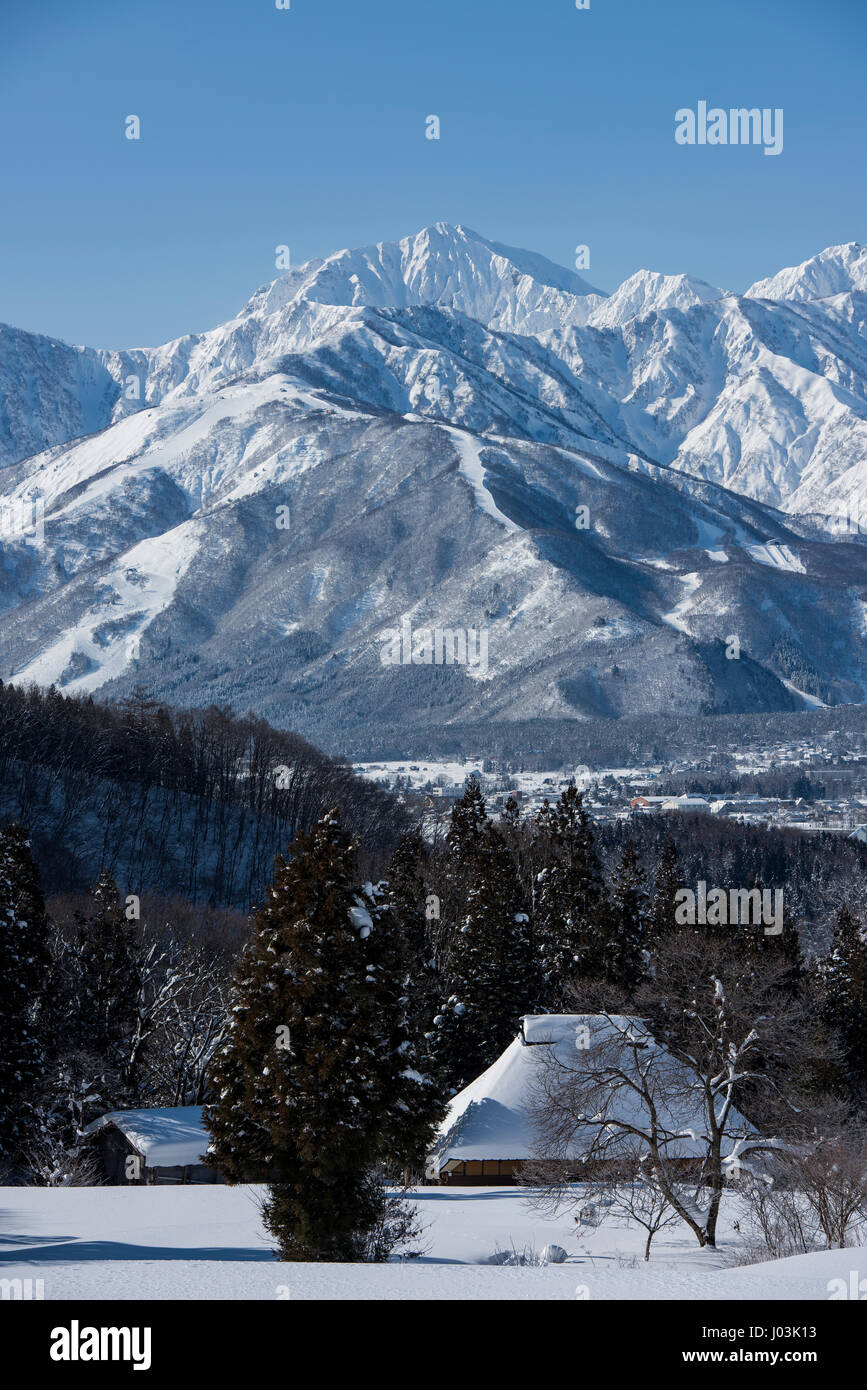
[431,1014,752,1170]
[85,1107,207,1166]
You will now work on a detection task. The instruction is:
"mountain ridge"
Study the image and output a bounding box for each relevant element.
[1,223,866,743]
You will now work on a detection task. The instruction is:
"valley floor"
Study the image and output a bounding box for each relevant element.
[0,1184,861,1300]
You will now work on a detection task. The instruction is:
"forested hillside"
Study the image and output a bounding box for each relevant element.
[0,682,407,908]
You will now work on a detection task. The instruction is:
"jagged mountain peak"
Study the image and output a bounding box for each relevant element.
[587,268,726,329]
[241,221,605,332]
[746,241,867,303]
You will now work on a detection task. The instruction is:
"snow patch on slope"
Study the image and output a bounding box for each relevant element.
[13,520,201,692]
[660,572,701,633]
[745,543,806,574]
[443,426,520,534]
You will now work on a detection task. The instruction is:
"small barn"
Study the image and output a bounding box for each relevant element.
[85,1106,221,1186]
[428,1014,752,1185]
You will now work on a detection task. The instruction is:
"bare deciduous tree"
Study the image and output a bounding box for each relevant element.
[791,1130,867,1249]
[525,1000,780,1249]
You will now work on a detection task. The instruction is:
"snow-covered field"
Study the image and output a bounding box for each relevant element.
[1,1184,861,1300]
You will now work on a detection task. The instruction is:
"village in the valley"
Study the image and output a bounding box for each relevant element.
[354,730,867,839]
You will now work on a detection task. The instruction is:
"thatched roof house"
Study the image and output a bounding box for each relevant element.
[428,1014,753,1184]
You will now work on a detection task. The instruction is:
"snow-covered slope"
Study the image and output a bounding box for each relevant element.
[3,226,867,515]
[1,224,866,743]
[0,324,123,469]
[746,242,867,303]
[240,222,605,333]
[586,269,725,329]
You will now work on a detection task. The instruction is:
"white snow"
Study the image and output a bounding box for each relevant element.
[746,242,867,303]
[12,521,201,692]
[3,223,867,718]
[0,1183,859,1300]
[745,543,806,574]
[348,901,374,936]
[588,269,724,330]
[442,425,520,534]
[779,678,828,709]
[659,572,701,634]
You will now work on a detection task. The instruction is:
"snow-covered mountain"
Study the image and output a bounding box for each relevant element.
[242,222,606,332]
[0,324,121,470]
[585,269,725,330]
[1,224,866,745]
[746,242,867,304]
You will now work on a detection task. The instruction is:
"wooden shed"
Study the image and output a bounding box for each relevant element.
[85,1106,223,1185]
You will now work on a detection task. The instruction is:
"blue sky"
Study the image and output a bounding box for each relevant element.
[1,0,864,347]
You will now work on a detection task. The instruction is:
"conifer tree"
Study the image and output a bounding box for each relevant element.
[533,782,605,1005]
[434,774,491,987]
[381,831,442,1063]
[820,906,867,1095]
[0,824,51,1162]
[363,877,447,1176]
[747,876,804,1001]
[446,774,488,867]
[602,839,647,989]
[433,822,538,1091]
[647,837,682,941]
[206,810,440,1260]
[74,872,139,1093]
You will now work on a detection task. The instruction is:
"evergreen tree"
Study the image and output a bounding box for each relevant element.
[433,822,539,1091]
[447,774,489,864]
[533,783,605,1005]
[381,832,442,1064]
[647,837,682,941]
[820,906,867,1096]
[37,873,138,1171]
[498,794,534,904]
[74,872,139,1094]
[602,839,647,990]
[363,877,447,1176]
[748,876,804,1002]
[434,774,491,992]
[0,824,50,1163]
[206,810,439,1260]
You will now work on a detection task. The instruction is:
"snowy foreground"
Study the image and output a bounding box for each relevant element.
[0,1184,861,1301]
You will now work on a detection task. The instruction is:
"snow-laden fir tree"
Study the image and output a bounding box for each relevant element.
[35,872,139,1179]
[74,872,139,1092]
[381,831,443,1068]
[601,839,647,990]
[447,774,488,862]
[0,823,50,1163]
[820,905,867,1097]
[205,809,441,1260]
[647,837,682,941]
[361,874,447,1178]
[533,782,605,1005]
[433,821,539,1092]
